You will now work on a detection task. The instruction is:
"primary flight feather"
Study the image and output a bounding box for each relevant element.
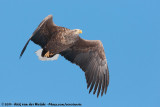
[20,15,109,97]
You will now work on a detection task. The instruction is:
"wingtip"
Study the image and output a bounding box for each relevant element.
[105,87,108,94]
[97,93,100,98]
[19,55,22,59]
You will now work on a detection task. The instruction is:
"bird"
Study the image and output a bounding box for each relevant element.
[20,15,109,97]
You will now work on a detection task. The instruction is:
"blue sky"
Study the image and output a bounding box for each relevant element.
[0,0,160,107]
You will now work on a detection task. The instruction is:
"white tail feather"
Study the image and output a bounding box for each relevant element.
[35,49,59,61]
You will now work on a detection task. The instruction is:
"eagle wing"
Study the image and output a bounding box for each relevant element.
[60,38,109,97]
[20,15,57,58]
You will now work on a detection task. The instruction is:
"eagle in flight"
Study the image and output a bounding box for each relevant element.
[20,15,109,97]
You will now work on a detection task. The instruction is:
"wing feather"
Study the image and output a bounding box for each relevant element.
[60,38,109,97]
[20,15,57,58]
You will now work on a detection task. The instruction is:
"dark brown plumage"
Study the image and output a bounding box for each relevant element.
[20,15,109,97]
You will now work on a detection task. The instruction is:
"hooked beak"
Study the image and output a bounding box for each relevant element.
[79,30,82,34]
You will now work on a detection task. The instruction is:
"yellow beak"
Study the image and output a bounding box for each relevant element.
[79,30,82,34]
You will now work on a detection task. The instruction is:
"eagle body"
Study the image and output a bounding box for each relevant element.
[34,25,80,57]
[20,15,109,97]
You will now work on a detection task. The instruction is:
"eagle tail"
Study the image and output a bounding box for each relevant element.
[35,49,59,61]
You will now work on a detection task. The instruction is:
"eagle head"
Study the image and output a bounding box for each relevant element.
[73,29,82,35]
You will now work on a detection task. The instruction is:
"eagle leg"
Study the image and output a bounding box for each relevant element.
[44,51,50,57]
[44,51,54,58]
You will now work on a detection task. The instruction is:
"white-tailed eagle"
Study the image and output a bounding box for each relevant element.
[20,15,109,97]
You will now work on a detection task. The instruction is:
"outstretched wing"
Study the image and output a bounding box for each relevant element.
[60,38,109,97]
[20,15,57,58]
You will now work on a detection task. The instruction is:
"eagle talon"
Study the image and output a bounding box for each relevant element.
[50,53,54,56]
[44,51,54,58]
[44,51,50,58]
